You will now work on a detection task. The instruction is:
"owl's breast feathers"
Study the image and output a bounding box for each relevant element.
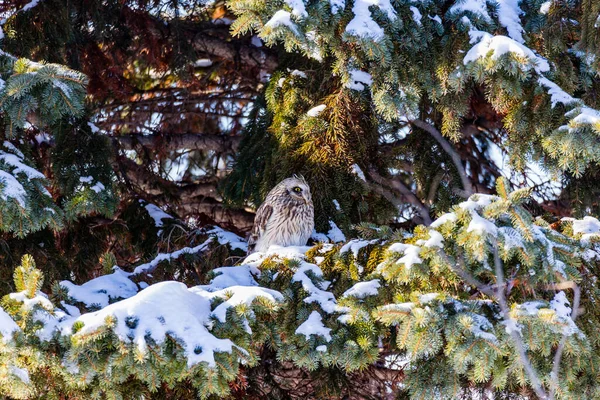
[248,198,314,254]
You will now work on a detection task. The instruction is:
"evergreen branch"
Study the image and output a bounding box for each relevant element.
[411,119,474,196]
[492,246,549,400]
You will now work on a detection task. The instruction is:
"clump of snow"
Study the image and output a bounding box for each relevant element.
[0,169,28,207]
[143,202,173,233]
[387,243,422,269]
[550,291,578,336]
[449,0,491,23]
[132,238,213,275]
[501,316,522,335]
[559,107,600,134]
[265,10,299,33]
[284,0,307,18]
[207,286,283,330]
[467,212,498,237]
[307,104,326,117]
[572,216,600,242]
[311,230,329,243]
[0,142,51,207]
[327,220,346,242]
[419,293,439,304]
[90,182,105,193]
[290,69,307,78]
[21,0,41,12]
[0,149,46,180]
[251,36,263,47]
[539,1,551,14]
[60,267,138,308]
[498,226,525,250]
[316,344,327,352]
[61,281,238,367]
[87,122,100,133]
[0,307,19,342]
[295,310,332,341]
[209,265,260,289]
[9,291,54,311]
[538,77,577,108]
[194,59,213,67]
[465,312,498,343]
[429,15,442,24]
[380,302,415,313]
[410,6,422,25]
[329,0,344,13]
[340,239,377,258]
[332,199,341,211]
[345,0,396,40]
[9,366,30,384]
[207,226,248,252]
[518,301,545,316]
[424,230,444,248]
[459,194,498,211]
[345,69,373,91]
[351,163,366,181]
[463,31,550,73]
[496,0,525,43]
[430,212,457,228]
[343,279,380,298]
[292,262,342,314]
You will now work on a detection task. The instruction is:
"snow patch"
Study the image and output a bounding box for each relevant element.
[463,31,550,73]
[343,279,380,298]
[61,281,238,367]
[307,104,326,117]
[295,311,332,341]
[351,163,366,181]
[345,69,373,91]
[340,239,377,258]
[345,0,396,40]
[60,267,138,308]
[0,306,19,342]
[327,220,346,242]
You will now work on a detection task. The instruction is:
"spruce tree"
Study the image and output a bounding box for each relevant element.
[2,0,600,399]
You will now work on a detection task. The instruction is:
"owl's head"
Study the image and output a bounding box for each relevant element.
[279,175,312,205]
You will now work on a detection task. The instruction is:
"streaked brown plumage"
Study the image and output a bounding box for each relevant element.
[248,176,314,253]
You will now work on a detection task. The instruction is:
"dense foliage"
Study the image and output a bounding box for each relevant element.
[2,0,600,399]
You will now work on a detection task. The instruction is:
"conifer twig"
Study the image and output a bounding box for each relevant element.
[411,119,474,196]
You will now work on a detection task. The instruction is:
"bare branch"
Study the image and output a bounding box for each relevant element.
[412,119,474,196]
[426,171,445,205]
[174,201,255,232]
[193,34,278,72]
[438,250,496,297]
[367,169,432,225]
[115,133,242,153]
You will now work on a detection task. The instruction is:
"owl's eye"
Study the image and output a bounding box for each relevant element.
[292,186,302,193]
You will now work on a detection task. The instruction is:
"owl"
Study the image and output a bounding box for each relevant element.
[248,176,315,253]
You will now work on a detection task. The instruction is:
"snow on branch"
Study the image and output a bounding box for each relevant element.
[60,281,239,367]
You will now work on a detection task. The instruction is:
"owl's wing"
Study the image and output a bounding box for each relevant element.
[247,202,273,254]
